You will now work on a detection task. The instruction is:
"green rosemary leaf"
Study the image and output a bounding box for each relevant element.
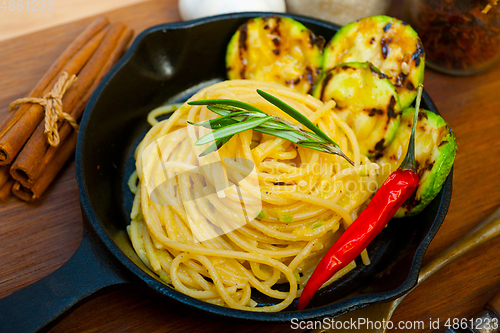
[206,105,232,117]
[191,110,272,131]
[294,141,332,153]
[188,99,264,113]
[196,116,273,145]
[256,119,295,131]
[254,127,311,143]
[298,130,324,142]
[191,118,236,130]
[206,106,271,120]
[256,89,335,144]
[297,141,354,164]
[199,136,232,157]
[189,111,249,129]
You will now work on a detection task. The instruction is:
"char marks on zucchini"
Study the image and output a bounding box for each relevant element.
[226,15,324,94]
[313,62,402,156]
[322,15,426,109]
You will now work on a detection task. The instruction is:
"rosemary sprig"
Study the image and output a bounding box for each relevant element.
[196,116,274,145]
[187,90,354,165]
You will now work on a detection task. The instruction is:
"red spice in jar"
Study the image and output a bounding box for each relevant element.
[406,0,500,74]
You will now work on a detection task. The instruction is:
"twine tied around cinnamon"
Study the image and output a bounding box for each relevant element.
[483,0,498,13]
[9,72,79,147]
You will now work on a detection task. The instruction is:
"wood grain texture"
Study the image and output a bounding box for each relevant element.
[0,0,499,332]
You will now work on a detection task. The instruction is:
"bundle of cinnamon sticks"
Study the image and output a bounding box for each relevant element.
[0,16,133,202]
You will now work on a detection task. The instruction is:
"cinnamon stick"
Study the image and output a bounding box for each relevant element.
[0,166,10,189]
[10,24,133,188]
[12,131,78,202]
[0,17,109,166]
[0,17,108,138]
[0,178,15,201]
[0,165,12,201]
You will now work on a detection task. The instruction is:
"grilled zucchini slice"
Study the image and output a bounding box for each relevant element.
[226,15,325,94]
[375,108,457,217]
[313,62,402,157]
[323,15,425,109]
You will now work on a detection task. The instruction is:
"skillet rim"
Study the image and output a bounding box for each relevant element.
[75,12,452,322]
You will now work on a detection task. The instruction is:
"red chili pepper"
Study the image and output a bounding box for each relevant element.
[297,169,419,310]
[297,85,424,310]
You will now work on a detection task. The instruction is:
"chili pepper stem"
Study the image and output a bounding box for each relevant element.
[400,84,424,173]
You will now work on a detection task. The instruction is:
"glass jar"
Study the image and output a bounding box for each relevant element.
[404,0,500,75]
[286,0,392,26]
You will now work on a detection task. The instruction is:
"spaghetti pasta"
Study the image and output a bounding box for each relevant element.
[127,80,380,312]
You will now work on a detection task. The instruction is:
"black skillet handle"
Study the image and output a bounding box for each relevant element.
[0,230,132,333]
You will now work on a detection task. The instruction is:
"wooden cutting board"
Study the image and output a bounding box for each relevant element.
[0,1,500,332]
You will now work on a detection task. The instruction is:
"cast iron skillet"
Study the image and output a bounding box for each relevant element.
[0,12,452,332]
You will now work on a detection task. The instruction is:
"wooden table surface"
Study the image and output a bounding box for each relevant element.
[1,0,500,332]
[0,0,149,41]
